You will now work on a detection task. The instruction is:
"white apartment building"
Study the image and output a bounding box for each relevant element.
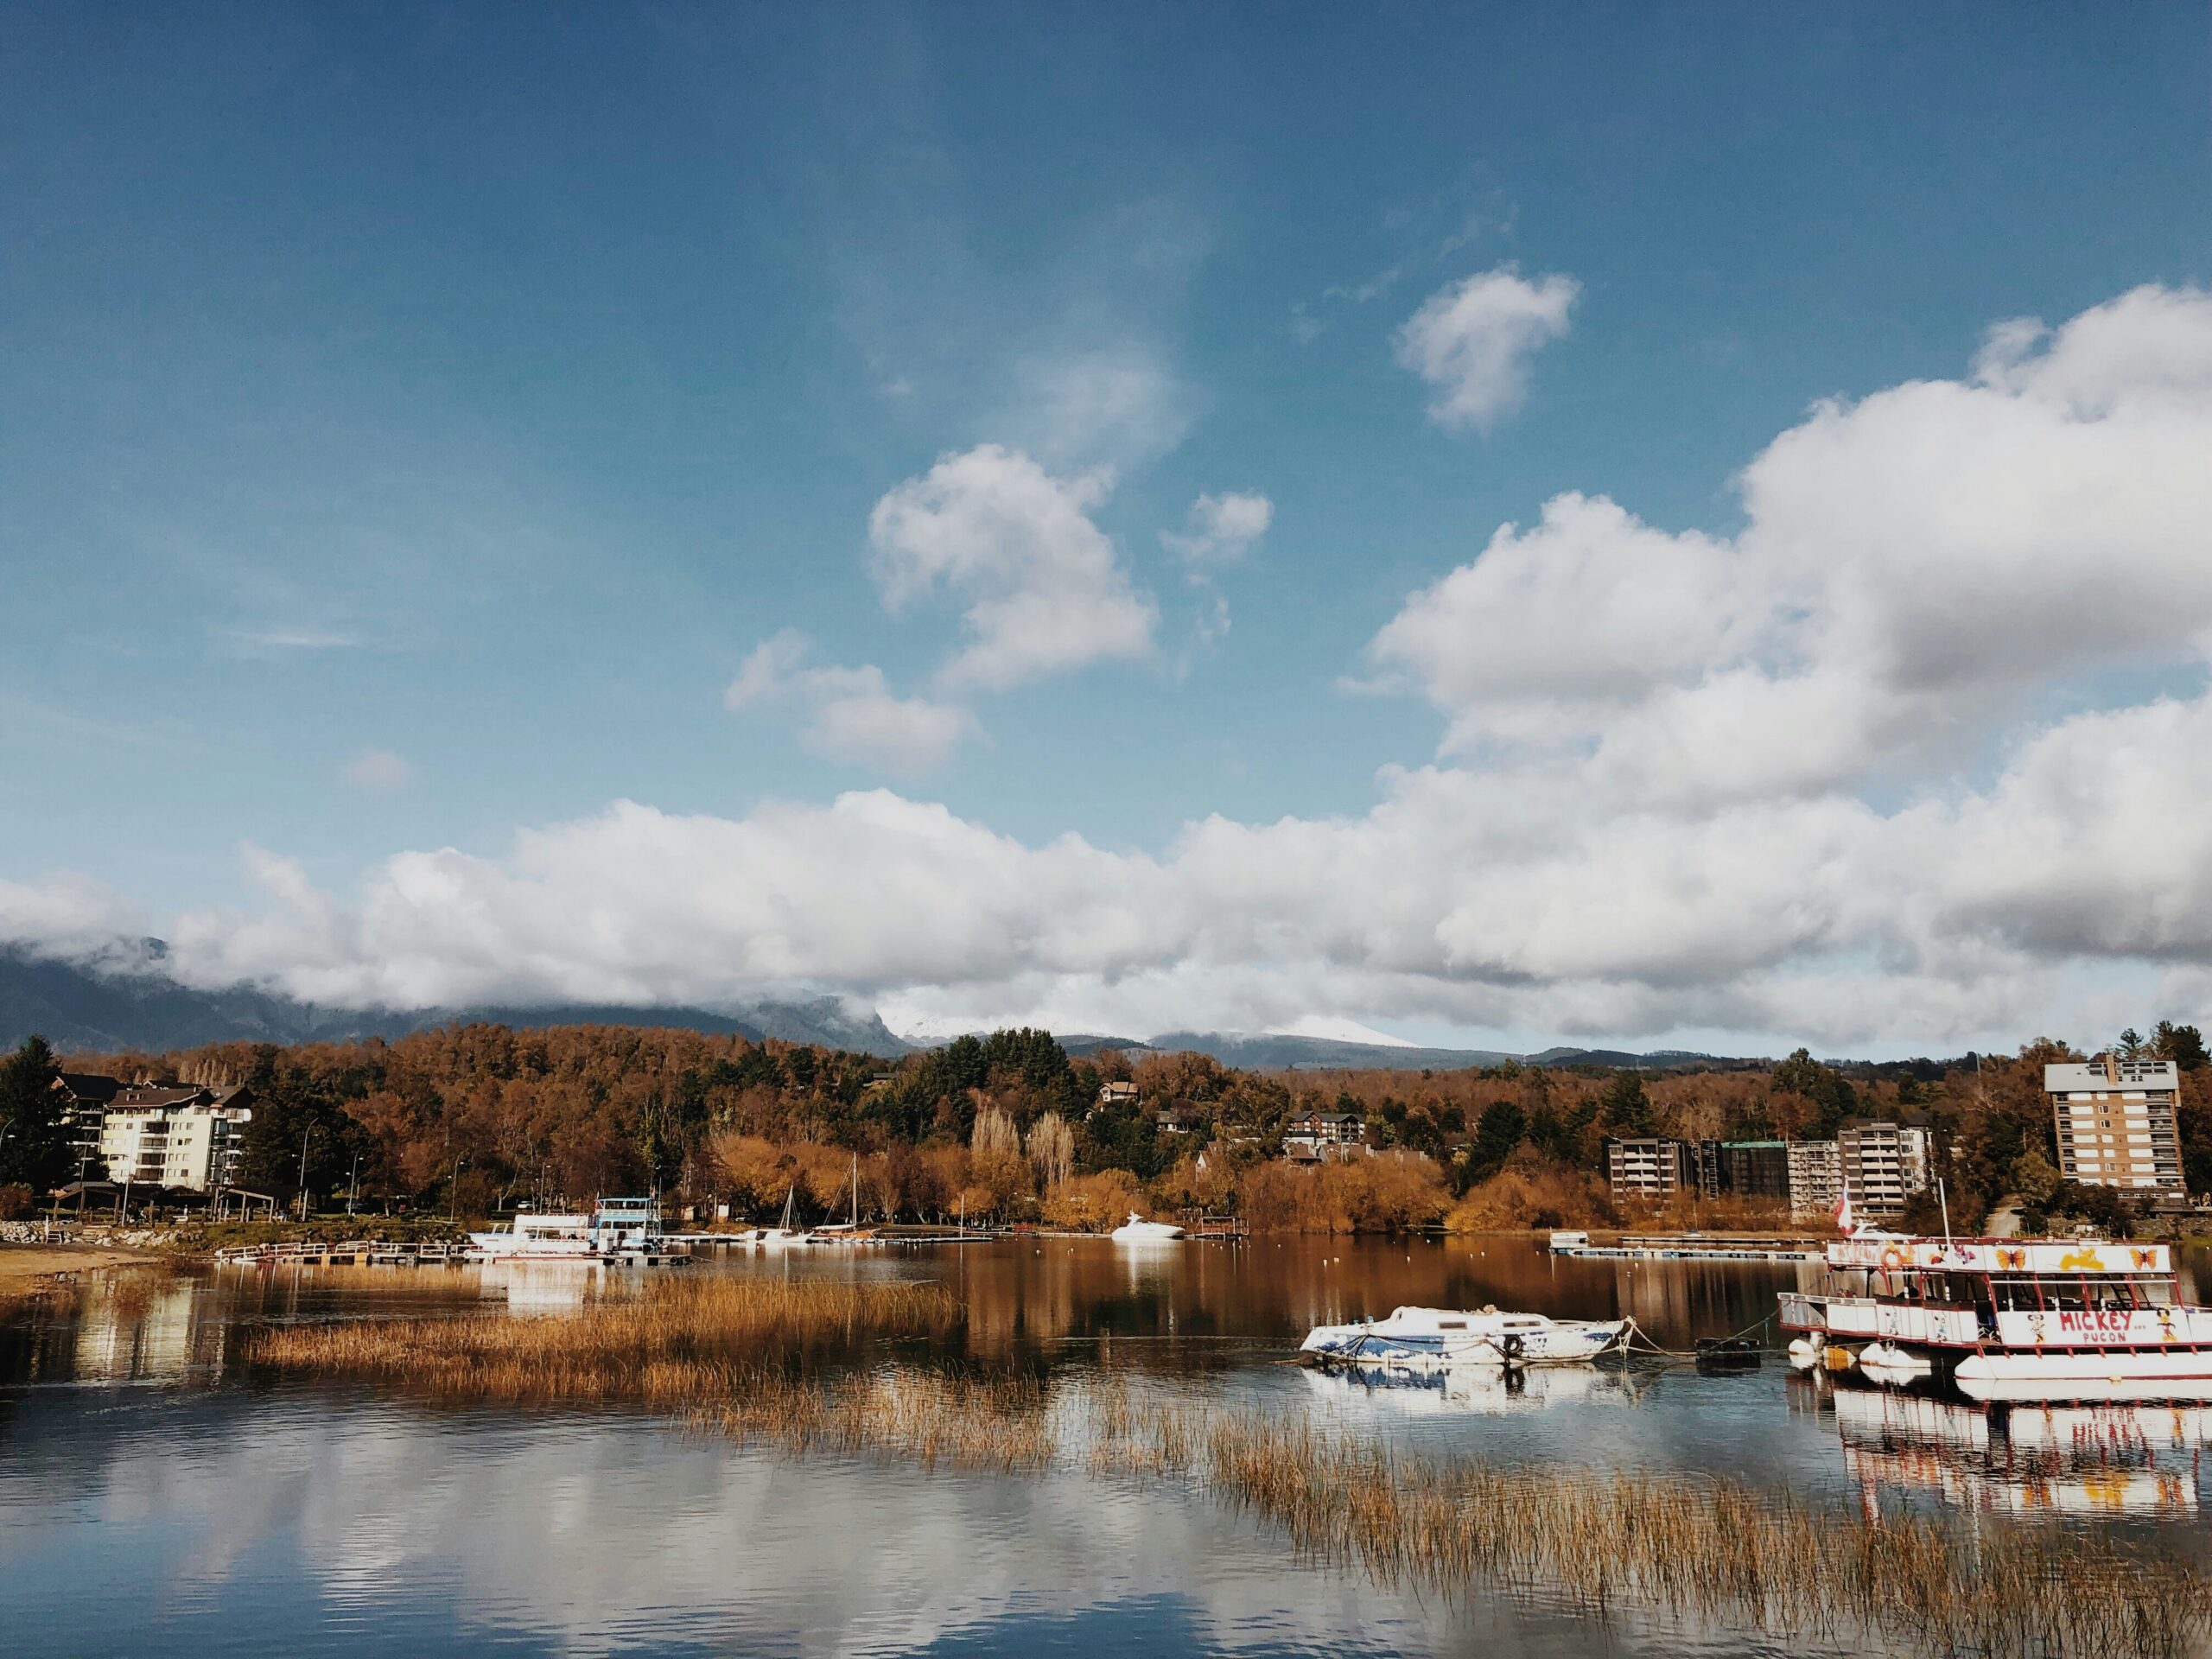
[1837,1117,1936,1218]
[98,1085,253,1192]
[1787,1140,1842,1222]
[2046,1057,2185,1193]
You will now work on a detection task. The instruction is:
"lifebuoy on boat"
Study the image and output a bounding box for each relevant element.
[1501,1333,1525,1362]
[1879,1246,1906,1273]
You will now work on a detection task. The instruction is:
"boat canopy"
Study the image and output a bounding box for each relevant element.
[1826,1237,2169,1275]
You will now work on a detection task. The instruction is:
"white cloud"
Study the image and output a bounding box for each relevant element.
[1369,283,2212,804]
[341,749,415,791]
[724,633,975,777]
[868,444,1157,690]
[1394,266,1578,431]
[21,285,2212,1056]
[1162,493,1273,564]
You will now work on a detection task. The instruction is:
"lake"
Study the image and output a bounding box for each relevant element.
[5,1236,2210,1657]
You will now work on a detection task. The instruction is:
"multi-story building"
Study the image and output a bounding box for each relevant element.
[54,1072,123,1179]
[1283,1110,1365,1160]
[1605,1136,1692,1199]
[96,1084,254,1192]
[1787,1140,1842,1222]
[2046,1057,2185,1193]
[1837,1117,1935,1219]
[1719,1140,1792,1202]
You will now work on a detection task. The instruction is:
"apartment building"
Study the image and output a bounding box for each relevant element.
[96,1084,254,1192]
[1837,1116,1935,1219]
[1605,1136,1692,1199]
[1719,1140,1792,1202]
[2046,1057,2185,1193]
[1787,1140,1842,1222]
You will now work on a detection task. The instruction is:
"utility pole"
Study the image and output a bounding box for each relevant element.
[296,1126,315,1223]
[449,1155,468,1224]
[346,1152,360,1217]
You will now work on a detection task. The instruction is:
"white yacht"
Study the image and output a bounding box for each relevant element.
[1300,1305,1630,1367]
[1109,1211,1186,1243]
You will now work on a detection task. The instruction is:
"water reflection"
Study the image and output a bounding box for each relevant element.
[1813,1381,2211,1518]
[10,1239,2211,1658]
[1300,1357,1656,1417]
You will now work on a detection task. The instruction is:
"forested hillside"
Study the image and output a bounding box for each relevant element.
[27,1019,2212,1234]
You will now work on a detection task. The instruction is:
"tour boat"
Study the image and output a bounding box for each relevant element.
[467,1196,674,1262]
[1300,1305,1631,1367]
[1109,1211,1185,1243]
[1779,1234,2212,1403]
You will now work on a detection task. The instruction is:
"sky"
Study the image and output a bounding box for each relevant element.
[3,4,2210,1055]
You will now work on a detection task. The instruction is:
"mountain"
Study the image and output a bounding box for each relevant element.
[0,946,912,1058]
[1050,1031,1748,1071]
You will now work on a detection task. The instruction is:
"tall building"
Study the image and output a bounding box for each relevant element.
[1837,1117,1935,1219]
[1787,1140,1841,1222]
[1720,1140,1791,1202]
[1605,1136,1691,1199]
[96,1085,254,1192]
[2046,1057,2185,1193]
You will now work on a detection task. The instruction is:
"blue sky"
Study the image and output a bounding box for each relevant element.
[4,6,2210,1052]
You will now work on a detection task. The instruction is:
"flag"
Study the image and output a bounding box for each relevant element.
[1834,1191,1854,1235]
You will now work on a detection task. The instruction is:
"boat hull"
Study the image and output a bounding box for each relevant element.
[1301,1316,1628,1366]
[1955,1350,2212,1404]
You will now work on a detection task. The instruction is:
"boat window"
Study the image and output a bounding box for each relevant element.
[2134,1277,2176,1307]
[1435,1320,1465,1330]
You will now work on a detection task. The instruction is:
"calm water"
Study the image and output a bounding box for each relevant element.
[5,1236,2211,1657]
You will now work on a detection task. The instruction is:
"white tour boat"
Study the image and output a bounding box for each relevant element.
[467,1196,676,1262]
[1110,1211,1185,1243]
[1300,1305,1630,1368]
[1780,1233,2212,1403]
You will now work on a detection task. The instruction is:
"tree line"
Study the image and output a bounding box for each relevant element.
[1,1017,2204,1233]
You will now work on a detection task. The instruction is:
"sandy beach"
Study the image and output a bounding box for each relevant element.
[0,1243,164,1288]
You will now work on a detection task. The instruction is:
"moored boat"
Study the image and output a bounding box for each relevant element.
[1109,1212,1185,1243]
[1780,1234,2212,1402]
[467,1196,683,1263]
[1300,1305,1630,1367]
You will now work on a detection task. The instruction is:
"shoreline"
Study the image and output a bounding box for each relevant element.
[0,1243,167,1288]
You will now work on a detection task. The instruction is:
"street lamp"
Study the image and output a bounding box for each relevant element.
[295,1125,315,1223]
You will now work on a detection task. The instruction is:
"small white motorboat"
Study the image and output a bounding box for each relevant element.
[1109,1211,1186,1243]
[1300,1305,1630,1367]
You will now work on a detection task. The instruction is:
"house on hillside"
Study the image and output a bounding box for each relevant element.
[1282,1109,1363,1160]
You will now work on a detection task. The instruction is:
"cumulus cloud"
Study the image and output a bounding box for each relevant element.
[868,444,1158,690]
[1162,493,1273,564]
[341,749,415,791]
[20,285,2212,1054]
[725,632,974,776]
[1395,266,1578,431]
[1369,283,2212,804]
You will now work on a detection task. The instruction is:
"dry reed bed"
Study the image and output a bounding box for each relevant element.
[245,1291,2211,1659]
[1190,1410,2209,1659]
[241,1275,958,1406]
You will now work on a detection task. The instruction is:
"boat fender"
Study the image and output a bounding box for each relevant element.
[1501,1333,1525,1362]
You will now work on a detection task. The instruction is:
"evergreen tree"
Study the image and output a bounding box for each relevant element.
[0,1035,67,1190]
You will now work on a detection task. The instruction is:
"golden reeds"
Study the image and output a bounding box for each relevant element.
[241,1282,2212,1659]
[241,1274,957,1407]
[1188,1408,2209,1659]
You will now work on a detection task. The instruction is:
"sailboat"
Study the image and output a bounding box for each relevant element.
[816,1153,883,1245]
[757,1185,816,1249]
